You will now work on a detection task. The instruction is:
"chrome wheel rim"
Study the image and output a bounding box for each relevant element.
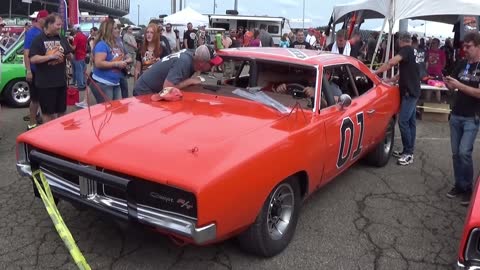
[383,122,393,154]
[11,81,30,104]
[267,183,294,240]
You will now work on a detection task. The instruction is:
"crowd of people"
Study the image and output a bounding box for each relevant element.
[374,31,480,206]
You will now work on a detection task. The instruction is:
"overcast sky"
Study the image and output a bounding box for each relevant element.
[126,0,379,28]
[125,0,453,37]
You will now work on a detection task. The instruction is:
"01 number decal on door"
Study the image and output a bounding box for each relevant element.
[337,112,364,168]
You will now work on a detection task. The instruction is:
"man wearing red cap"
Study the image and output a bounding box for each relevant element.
[24,10,48,130]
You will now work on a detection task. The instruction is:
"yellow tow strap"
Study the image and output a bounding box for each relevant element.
[32,170,91,270]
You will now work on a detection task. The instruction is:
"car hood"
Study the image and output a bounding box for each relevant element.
[18,93,305,191]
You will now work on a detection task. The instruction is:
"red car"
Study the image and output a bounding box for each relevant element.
[457,176,480,269]
[16,48,400,257]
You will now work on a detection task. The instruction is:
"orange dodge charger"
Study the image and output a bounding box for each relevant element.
[16,48,400,257]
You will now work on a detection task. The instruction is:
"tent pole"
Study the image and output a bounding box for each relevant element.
[384,21,393,78]
[370,17,387,69]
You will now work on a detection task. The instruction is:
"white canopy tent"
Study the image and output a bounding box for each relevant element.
[332,0,480,70]
[163,7,209,27]
[333,0,480,26]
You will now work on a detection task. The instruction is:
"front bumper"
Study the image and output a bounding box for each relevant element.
[16,150,216,245]
[457,261,480,270]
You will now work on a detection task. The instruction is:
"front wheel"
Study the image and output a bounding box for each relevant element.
[3,79,31,107]
[237,177,301,257]
[366,118,395,167]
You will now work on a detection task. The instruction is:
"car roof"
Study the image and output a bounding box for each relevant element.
[217,47,356,67]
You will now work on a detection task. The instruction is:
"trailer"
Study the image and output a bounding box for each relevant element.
[208,14,291,46]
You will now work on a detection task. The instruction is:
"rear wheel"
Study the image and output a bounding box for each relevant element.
[237,177,301,257]
[3,79,31,107]
[366,118,395,167]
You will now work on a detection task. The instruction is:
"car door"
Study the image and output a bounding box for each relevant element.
[347,63,391,148]
[318,64,372,182]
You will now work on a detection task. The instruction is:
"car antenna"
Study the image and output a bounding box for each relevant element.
[288,102,307,123]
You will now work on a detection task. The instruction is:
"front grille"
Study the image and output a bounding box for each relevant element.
[98,183,126,200]
[129,180,197,220]
[28,149,197,220]
[42,163,79,185]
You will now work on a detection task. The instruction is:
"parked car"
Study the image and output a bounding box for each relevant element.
[16,48,400,257]
[0,32,29,107]
[456,176,480,269]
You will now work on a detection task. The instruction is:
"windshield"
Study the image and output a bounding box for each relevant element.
[1,31,25,60]
[187,57,317,112]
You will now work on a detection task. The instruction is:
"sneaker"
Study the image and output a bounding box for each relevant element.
[392,150,404,158]
[27,124,37,130]
[75,101,88,109]
[397,154,414,166]
[460,191,472,206]
[446,187,464,198]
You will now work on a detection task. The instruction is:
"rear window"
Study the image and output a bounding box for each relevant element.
[212,23,230,30]
[267,25,279,34]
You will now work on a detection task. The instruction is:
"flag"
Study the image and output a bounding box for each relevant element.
[68,0,79,26]
[58,0,68,36]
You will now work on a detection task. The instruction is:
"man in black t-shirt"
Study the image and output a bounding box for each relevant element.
[29,14,73,123]
[183,22,197,49]
[444,32,480,205]
[375,32,420,166]
[290,30,311,50]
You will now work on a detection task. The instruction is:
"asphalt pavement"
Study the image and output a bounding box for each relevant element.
[1,85,479,269]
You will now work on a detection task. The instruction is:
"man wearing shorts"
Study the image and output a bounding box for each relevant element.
[29,14,73,123]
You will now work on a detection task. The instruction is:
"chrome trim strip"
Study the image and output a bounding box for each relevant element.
[458,260,480,270]
[137,204,216,244]
[40,167,80,196]
[16,162,32,176]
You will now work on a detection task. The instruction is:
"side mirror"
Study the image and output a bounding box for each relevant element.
[338,94,352,109]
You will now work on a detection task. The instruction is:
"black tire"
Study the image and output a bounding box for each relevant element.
[366,118,395,167]
[3,79,31,107]
[237,177,302,257]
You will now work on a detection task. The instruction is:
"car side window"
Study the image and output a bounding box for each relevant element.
[347,65,375,96]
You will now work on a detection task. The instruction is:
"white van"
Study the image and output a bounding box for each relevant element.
[208,15,291,46]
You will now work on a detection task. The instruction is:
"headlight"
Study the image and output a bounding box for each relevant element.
[465,228,480,267]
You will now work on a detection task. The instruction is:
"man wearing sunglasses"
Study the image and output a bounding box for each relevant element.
[444,32,480,206]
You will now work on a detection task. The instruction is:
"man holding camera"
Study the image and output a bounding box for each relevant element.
[444,32,480,206]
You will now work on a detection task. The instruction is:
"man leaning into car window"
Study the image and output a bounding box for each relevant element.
[133,45,223,96]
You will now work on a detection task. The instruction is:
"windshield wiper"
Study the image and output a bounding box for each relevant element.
[232,88,290,114]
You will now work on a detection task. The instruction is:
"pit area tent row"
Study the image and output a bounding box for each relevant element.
[331,0,480,68]
[163,7,209,28]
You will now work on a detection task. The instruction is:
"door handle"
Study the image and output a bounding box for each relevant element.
[367,109,376,115]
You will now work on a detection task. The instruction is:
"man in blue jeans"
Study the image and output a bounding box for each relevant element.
[444,32,480,206]
[375,32,420,166]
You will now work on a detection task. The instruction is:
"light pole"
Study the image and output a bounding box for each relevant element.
[213,0,216,14]
[137,4,140,25]
[9,0,12,19]
[302,0,305,29]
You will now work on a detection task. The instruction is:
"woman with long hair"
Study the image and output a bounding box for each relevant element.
[248,29,262,47]
[134,23,167,82]
[90,17,130,102]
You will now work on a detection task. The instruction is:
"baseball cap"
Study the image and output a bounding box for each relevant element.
[36,10,49,20]
[195,45,223,66]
